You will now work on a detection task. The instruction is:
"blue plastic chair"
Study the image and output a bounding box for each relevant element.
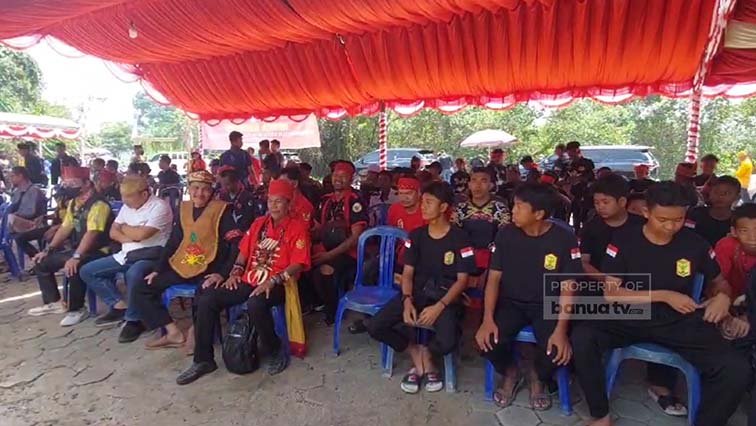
[228,303,291,362]
[484,327,573,415]
[162,283,198,309]
[0,203,22,279]
[332,226,407,360]
[604,273,704,426]
[110,200,124,214]
[383,325,457,392]
[62,276,99,315]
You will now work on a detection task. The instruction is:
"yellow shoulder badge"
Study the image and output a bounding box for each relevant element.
[676,258,691,277]
[544,253,558,271]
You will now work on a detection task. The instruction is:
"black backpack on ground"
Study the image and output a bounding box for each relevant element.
[222,312,260,375]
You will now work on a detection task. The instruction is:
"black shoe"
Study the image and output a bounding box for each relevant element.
[118,321,146,343]
[176,361,218,385]
[267,349,289,376]
[95,308,126,328]
[348,319,367,334]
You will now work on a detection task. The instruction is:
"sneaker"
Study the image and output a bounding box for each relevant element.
[60,309,89,327]
[28,302,66,316]
[424,371,444,392]
[400,369,421,394]
[266,348,289,376]
[94,308,125,328]
[313,304,325,312]
[118,321,146,343]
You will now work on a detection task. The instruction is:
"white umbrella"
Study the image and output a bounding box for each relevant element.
[459,129,518,148]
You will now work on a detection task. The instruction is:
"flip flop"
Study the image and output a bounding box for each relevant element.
[493,376,524,408]
[145,335,185,350]
[648,388,688,416]
[529,392,552,411]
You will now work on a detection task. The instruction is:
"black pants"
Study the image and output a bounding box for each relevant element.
[647,363,677,390]
[34,250,102,311]
[479,299,557,382]
[366,293,462,356]
[14,226,49,258]
[132,269,202,330]
[317,254,356,321]
[572,312,751,426]
[193,284,285,364]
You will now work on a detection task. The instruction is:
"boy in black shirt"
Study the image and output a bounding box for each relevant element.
[580,174,645,275]
[367,182,476,394]
[580,174,685,415]
[476,183,582,410]
[572,182,748,426]
[686,175,741,247]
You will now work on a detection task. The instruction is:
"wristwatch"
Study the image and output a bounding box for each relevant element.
[72,253,82,260]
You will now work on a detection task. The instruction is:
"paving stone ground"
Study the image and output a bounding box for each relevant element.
[0,272,748,425]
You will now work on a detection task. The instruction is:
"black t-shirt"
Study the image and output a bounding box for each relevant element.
[218,188,257,232]
[452,197,511,249]
[404,225,476,291]
[157,169,181,186]
[601,227,720,322]
[580,213,645,269]
[490,224,583,305]
[693,173,714,188]
[685,206,731,247]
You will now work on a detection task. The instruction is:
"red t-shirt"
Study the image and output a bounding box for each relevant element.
[387,203,426,264]
[291,190,314,225]
[387,203,425,232]
[239,216,311,286]
[715,236,756,297]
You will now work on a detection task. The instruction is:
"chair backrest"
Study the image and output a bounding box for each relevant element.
[354,226,409,289]
[0,202,11,245]
[692,273,704,303]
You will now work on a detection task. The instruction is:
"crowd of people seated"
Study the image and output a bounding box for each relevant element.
[1,132,755,426]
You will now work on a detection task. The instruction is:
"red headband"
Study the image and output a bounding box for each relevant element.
[333,162,355,176]
[269,179,294,200]
[397,177,420,191]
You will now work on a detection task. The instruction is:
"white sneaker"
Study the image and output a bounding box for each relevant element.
[60,309,89,327]
[28,302,66,316]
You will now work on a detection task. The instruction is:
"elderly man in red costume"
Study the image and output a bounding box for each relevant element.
[176,179,310,385]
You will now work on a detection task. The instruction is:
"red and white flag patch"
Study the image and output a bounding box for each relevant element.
[461,247,474,258]
[606,244,619,258]
[404,240,412,249]
[684,219,696,229]
[570,248,581,260]
[709,248,716,259]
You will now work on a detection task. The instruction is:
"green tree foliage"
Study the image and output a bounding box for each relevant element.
[133,91,191,138]
[94,121,133,155]
[0,47,42,113]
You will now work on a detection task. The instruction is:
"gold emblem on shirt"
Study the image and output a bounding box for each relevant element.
[295,239,305,249]
[352,202,363,213]
[444,251,455,265]
[544,253,557,271]
[676,258,691,277]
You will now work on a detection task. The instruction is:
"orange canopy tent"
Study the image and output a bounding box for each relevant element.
[2,0,755,161]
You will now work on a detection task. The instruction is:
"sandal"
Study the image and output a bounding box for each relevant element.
[400,369,421,394]
[493,375,524,408]
[145,334,185,350]
[648,388,688,416]
[424,371,444,393]
[529,392,552,411]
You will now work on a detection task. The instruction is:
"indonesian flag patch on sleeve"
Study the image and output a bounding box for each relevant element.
[570,248,581,259]
[684,219,696,229]
[461,247,474,258]
[404,240,412,249]
[709,248,716,259]
[606,244,619,258]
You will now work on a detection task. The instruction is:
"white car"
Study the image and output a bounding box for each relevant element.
[146,152,190,176]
